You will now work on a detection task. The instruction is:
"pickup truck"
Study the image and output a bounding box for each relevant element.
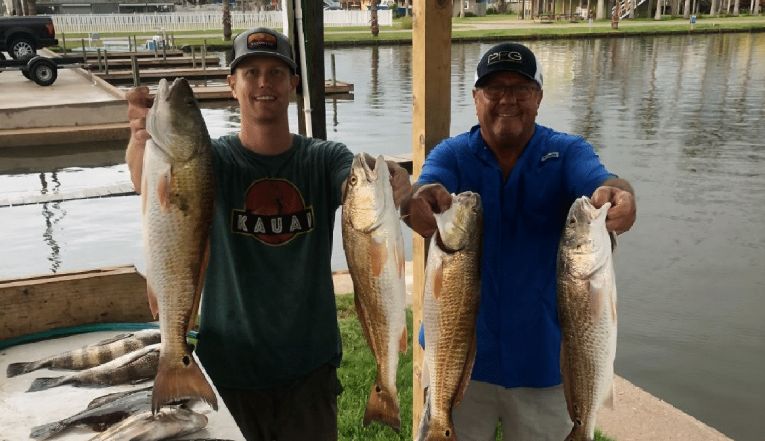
[0,16,59,60]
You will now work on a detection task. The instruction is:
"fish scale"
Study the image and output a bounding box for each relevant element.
[557,196,618,441]
[418,191,482,441]
[142,77,217,413]
[342,153,408,431]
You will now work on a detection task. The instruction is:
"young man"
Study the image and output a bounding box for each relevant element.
[125,27,410,441]
[402,42,636,440]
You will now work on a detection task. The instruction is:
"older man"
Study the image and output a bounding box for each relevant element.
[403,42,636,440]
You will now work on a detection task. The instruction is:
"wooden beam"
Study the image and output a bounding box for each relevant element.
[301,0,328,140]
[0,266,153,341]
[411,0,453,436]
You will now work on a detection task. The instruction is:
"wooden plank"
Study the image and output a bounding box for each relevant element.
[411,0,453,436]
[0,266,153,341]
[0,182,136,208]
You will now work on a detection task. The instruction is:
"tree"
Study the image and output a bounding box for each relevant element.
[733,0,740,15]
[370,0,379,36]
[684,0,691,17]
[596,0,605,19]
[755,0,761,14]
[654,0,662,18]
[222,0,232,41]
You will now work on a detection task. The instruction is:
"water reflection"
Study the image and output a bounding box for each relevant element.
[39,172,65,273]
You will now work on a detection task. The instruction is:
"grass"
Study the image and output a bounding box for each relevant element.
[334,293,615,441]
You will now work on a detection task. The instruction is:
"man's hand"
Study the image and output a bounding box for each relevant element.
[386,160,411,209]
[400,183,452,239]
[591,182,636,235]
[125,86,153,193]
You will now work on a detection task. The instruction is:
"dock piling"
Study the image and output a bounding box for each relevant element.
[331,53,337,86]
[96,49,103,72]
[104,50,109,75]
[61,34,67,54]
[81,39,86,63]
[191,46,197,68]
[202,40,208,87]
[131,56,140,87]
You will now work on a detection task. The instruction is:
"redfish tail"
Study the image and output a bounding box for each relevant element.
[565,424,593,441]
[151,354,218,413]
[362,380,401,432]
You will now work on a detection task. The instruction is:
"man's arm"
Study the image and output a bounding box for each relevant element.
[591,177,636,235]
[125,87,153,194]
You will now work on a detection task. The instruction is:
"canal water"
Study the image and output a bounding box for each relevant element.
[1,33,763,440]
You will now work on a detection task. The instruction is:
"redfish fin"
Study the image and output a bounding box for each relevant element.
[363,381,401,432]
[453,330,477,407]
[146,283,159,320]
[604,382,615,409]
[151,355,218,413]
[399,325,408,353]
[187,240,210,334]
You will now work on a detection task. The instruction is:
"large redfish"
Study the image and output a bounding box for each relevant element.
[557,196,618,441]
[142,77,217,413]
[342,154,408,431]
[417,191,482,441]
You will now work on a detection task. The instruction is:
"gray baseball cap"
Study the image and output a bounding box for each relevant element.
[230,27,297,74]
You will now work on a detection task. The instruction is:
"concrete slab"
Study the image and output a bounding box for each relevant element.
[0,68,121,110]
[0,331,244,441]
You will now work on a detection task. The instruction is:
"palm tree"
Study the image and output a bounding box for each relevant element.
[370,0,379,36]
[222,0,232,41]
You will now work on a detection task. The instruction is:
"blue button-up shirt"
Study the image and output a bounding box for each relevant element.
[418,124,613,388]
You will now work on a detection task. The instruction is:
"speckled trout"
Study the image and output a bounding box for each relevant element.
[417,191,482,441]
[557,196,618,441]
[142,77,217,413]
[6,329,160,378]
[342,154,408,431]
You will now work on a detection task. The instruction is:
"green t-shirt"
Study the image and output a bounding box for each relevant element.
[195,134,353,390]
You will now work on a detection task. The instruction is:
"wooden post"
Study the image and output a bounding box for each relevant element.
[202,40,207,87]
[331,52,336,86]
[191,45,197,68]
[161,39,167,64]
[61,33,67,54]
[96,48,103,72]
[104,49,109,75]
[131,55,140,87]
[411,0,453,436]
[81,38,86,63]
[296,0,327,140]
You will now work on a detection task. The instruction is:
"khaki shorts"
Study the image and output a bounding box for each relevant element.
[452,380,572,441]
[217,364,342,441]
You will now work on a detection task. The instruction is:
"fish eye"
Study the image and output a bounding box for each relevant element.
[349,176,358,186]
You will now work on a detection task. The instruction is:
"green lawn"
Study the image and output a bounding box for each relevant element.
[334,293,615,441]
